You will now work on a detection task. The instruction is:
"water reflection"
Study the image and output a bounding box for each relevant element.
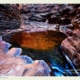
[9,31,79,76]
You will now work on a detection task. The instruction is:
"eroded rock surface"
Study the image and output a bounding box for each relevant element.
[61,29,80,68]
[0,4,21,30]
[0,4,80,76]
[0,37,51,76]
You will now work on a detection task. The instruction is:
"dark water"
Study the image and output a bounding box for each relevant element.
[11,43,74,76]
[9,31,77,76]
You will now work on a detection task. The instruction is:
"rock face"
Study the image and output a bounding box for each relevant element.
[0,37,51,76]
[20,4,72,25]
[19,4,80,26]
[0,4,21,30]
[0,4,80,76]
[61,29,80,68]
[1,4,80,36]
[60,4,80,69]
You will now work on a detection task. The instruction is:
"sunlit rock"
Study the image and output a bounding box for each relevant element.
[0,38,51,76]
[6,48,22,57]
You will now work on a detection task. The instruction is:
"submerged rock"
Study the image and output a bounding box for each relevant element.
[9,30,66,50]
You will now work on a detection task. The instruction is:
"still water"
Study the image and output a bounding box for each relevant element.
[10,31,75,76]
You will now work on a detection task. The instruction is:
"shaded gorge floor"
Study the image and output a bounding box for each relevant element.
[5,30,73,76]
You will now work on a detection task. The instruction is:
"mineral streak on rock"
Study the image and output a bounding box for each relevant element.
[0,36,51,76]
